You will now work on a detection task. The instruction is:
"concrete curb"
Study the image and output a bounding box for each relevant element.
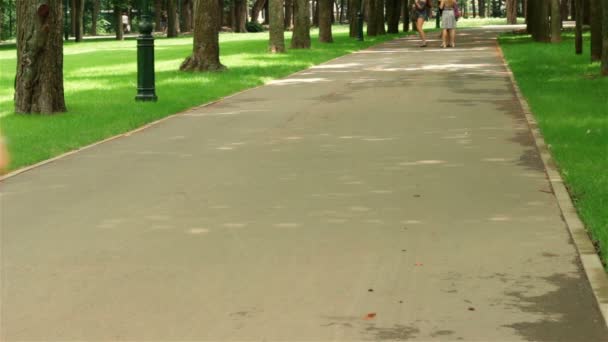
[496,38,608,327]
[0,34,405,183]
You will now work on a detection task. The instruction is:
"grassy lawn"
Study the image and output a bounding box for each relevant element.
[0,25,405,171]
[499,32,608,265]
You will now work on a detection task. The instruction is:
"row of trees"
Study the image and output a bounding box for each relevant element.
[10,0,608,114]
[525,0,608,74]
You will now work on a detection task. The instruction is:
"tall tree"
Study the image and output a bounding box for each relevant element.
[114,4,124,40]
[550,0,561,42]
[575,0,583,53]
[506,0,517,23]
[167,0,178,37]
[602,0,608,75]
[376,0,386,34]
[285,0,294,28]
[154,0,162,31]
[269,0,286,51]
[15,0,66,113]
[292,0,312,47]
[233,0,248,32]
[319,0,334,41]
[181,0,193,32]
[472,0,477,17]
[349,0,360,37]
[72,0,84,41]
[386,0,401,33]
[479,0,486,17]
[251,0,267,22]
[180,0,225,71]
[91,0,100,35]
[591,0,602,60]
[367,0,378,35]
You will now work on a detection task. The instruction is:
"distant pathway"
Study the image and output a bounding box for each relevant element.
[2,28,607,341]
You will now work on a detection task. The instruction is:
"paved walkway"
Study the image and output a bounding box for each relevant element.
[2,28,607,341]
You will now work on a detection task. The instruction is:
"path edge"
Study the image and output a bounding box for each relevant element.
[0,35,406,183]
[496,39,608,326]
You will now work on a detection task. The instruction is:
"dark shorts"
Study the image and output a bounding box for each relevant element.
[415,11,428,21]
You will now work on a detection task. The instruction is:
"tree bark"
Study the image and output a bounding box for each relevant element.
[155,0,162,31]
[181,0,193,32]
[550,0,561,42]
[584,0,590,24]
[72,0,84,41]
[285,0,294,29]
[264,0,270,24]
[319,0,334,41]
[506,0,517,23]
[114,5,124,40]
[15,0,67,114]
[479,0,486,17]
[292,0,311,47]
[167,0,178,37]
[91,0,100,35]
[313,0,320,26]
[349,0,360,36]
[472,0,477,17]
[601,0,608,75]
[252,0,267,22]
[561,0,570,20]
[386,0,401,33]
[180,0,225,71]
[590,0,602,60]
[235,0,248,32]
[339,0,346,23]
[375,0,385,34]
[575,0,583,53]
[269,0,286,52]
[367,0,378,35]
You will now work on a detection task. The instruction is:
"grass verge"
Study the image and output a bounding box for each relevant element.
[0,25,404,171]
[499,32,608,265]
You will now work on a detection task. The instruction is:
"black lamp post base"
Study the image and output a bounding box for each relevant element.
[135,93,158,102]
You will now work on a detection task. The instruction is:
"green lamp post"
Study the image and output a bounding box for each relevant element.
[136,0,158,101]
[357,0,364,41]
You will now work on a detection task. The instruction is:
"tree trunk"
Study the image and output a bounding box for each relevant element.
[561,0,569,20]
[591,0,602,60]
[339,0,346,23]
[181,0,193,32]
[285,0,294,28]
[387,0,401,33]
[313,0,320,26]
[155,0,162,31]
[269,0,286,52]
[531,0,549,41]
[264,0,270,24]
[91,0,99,35]
[506,0,517,23]
[472,0,477,17]
[375,0,385,34]
[114,5,124,40]
[367,0,378,35]
[233,0,248,32]
[349,0,360,36]
[479,0,486,17]
[252,0,267,22]
[15,0,67,114]
[72,0,84,41]
[180,0,225,71]
[575,0,583,53]
[584,0,590,24]
[167,0,178,37]
[319,0,334,41]
[550,0,561,42]
[602,0,608,75]
[292,0,311,47]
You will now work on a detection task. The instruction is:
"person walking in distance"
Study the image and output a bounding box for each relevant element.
[413,0,432,47]
[439,0,457,48]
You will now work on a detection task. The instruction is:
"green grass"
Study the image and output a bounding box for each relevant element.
[0,25,404,170]
[499,32,608,265]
